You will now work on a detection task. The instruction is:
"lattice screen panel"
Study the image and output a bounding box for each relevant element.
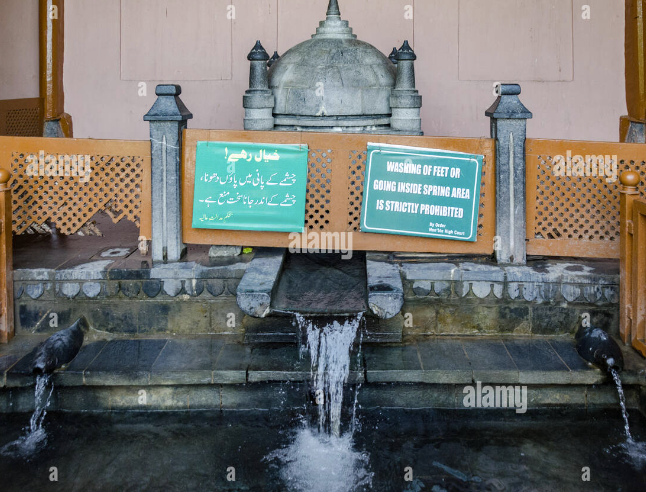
[11,151,145,234]
[529,155,646,242]
[305,149,332,231]
[5,109,41,137]
[347,150,366,231]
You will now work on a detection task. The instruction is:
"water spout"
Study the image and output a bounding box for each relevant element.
[574,325,624,373]
[32,316,88,375]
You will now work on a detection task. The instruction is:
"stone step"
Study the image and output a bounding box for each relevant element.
[1,335,644,413]
[3,335,645,389]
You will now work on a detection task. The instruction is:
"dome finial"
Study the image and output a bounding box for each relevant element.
[327,0,341,18]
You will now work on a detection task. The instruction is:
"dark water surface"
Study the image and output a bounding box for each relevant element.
[1,408,645,491]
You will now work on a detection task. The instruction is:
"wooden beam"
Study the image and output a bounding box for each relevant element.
[39,0,72,137]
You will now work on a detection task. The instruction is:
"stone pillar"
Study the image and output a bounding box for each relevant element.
[243,41,274,131]
[144,84,193,264]
[390,41,422,133]
[485,84,532,265]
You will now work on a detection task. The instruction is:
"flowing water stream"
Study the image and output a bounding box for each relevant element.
[610,368,633,441]
[265,314,373,492]
[1,374,53,460]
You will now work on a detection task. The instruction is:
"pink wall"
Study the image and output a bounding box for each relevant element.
[60,0,625,141]
[0,0,39,100]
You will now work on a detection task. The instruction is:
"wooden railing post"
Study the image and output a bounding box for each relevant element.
[0,167,14,343]
[485,84,533,265]
[620,171,640,344]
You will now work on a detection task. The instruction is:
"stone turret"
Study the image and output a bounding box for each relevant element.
[243,41,275,131]
[390,40,422,133]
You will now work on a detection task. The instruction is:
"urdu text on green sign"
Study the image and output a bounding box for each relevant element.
[192,141,308,232]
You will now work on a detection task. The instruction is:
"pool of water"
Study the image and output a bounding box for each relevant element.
[1,408,645,491]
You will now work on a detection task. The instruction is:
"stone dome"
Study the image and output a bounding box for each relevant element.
[268,0,396,130]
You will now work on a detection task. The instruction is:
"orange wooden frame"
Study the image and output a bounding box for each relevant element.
[180,129,496,254]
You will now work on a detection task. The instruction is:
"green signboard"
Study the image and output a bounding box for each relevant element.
[192,141,308,232]
[360,143,483,241]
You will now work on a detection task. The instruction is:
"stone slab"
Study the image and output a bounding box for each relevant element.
[417,339,473,383]
[84,339,167,385]
[248,345,311,382]
[364,344,423,383]
[367,260,404,319]
[236,248,285,317]
[460,338,519,384]
[213,344,253,384]
[150,338,225,385]
[54,341,108,386]
[503,339,572,384]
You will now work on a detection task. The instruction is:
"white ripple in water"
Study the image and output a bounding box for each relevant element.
[266,423,373,492]
[1,374,53,460]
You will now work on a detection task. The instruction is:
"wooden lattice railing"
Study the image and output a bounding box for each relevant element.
[0,136,151,236]
[0,98,42,137]
[181,130,496,254]
[526,139,646,258]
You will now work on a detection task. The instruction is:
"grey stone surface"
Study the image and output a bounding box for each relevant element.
[503,339,571,384]
[144,84,193,264]
[84,339,168,385]
[367,260,404,319]
[248,345,311,382]
[236,248,286,317]
[364,344,423,382]
[54,340,108,386]
[486,83,532,265]
[213,344,253,384]
[208,246,242,258]
[461,339,519,384]
[417,339,473,383]
[151,338,224,385]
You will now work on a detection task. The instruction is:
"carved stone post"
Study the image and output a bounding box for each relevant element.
[390,41,422,133]
[144,84,193,264]
[243,41,274,131]
[486,84,532,265]
[0,168,14,342]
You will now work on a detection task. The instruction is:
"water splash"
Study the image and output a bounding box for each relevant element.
[609,368,633,442]
[298,314,362,436]
[265,422,373,492]
[1,374,53,460]
[266,314,372,491]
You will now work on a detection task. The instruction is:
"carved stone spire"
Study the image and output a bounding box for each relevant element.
[314,0,355,39]
[326,0,341,19]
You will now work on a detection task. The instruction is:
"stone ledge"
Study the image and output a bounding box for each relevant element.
[401,260,619,304]
[2,336,643,390]
[1,383,642,413]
